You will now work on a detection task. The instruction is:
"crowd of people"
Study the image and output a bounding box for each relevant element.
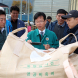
[0,5,78,54]
[0,6,25,51]
[26,9,78,54]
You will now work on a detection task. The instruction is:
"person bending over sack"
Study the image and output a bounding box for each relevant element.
[62,10,78,54]
[26,12,59,50]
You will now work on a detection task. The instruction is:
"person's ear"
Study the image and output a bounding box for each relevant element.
[56,15,58,19]
[75,18,78,22]
[76,17,78,21]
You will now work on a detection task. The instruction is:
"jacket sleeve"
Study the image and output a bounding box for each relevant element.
[6,20,13,35]
[47,23,52,30]
[9,21,13,32]
[47,22,54,31]
[69,36,78,54]
[63,33,78,45]
[22,21,25,27]
[26,32,31,41]
[69,34,78,44]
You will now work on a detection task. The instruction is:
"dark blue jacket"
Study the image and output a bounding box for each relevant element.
[45,21,49,29]
[63,24,78,54]
[48,20,69,37]
[63,24,78,45]
[8,18,25,37]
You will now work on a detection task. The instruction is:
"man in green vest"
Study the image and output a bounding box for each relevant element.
[0,10,6,50]
[26,12,59,50]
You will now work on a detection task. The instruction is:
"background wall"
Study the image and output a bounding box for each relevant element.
[71,0,78,10]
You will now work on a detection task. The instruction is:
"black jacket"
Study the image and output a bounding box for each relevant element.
[63,24,78,54]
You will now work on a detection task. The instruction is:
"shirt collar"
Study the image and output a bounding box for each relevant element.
[38,29,45,35]
[67,24,78,34]
[57,22,65,27]
[0,28,5,33]
[11,19,18,23]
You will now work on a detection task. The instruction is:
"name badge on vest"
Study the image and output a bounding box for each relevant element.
[46,37,49,41]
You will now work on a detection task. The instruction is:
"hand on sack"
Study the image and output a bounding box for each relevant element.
[43,47,55,53]
[50,47,55,49]
[27,40,32,44]
[43,44,50,50]
[43,50,51,53]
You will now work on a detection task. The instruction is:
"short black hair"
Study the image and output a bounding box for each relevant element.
[34,12,46,22]
[10,6,19,13]
[0,10,6,16]
[57,9,68,15]
[47,16,52,20]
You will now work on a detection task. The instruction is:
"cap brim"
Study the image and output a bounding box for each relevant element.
[61,15,72,19]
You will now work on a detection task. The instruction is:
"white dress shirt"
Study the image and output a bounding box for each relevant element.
[38,29,45,35]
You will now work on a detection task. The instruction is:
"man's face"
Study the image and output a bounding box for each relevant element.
[10,10,19,21]
[35,16,46,31]
[0,15,6,29]
[66,17,78,29]
[56,13,65,25]
[47,19,51,23]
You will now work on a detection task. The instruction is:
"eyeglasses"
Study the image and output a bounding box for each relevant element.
[57,15,65,19]
[35,21,45,24]
[57,15,62,18]
[0,18,6,22]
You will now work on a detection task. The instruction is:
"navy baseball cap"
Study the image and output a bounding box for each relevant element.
[62,10,78,19]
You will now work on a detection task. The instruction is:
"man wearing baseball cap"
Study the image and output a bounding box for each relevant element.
[62,10,78,54]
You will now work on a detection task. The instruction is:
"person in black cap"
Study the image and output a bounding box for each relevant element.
[62,10,78,54]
